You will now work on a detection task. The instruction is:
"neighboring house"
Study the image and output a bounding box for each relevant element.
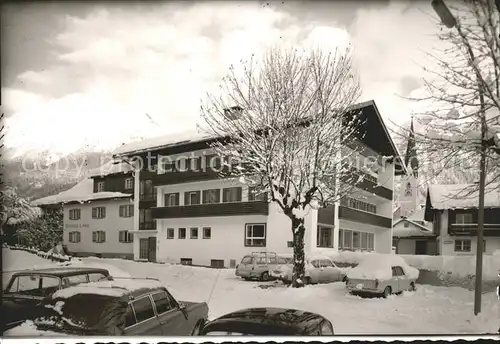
[393,207,437,255]
[424,183,500,256]
[113,100,406,266]
[31,161,135,259]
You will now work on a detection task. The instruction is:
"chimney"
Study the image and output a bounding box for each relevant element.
[224,106,243,121]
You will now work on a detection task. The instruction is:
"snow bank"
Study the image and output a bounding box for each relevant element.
[346,254,419,281]
[3,320,66,337]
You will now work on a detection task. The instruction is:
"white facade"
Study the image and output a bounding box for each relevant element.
[64,198,134,259]
[436,210,500,256]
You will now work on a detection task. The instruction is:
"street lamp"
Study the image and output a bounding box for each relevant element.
[431,0,489,316]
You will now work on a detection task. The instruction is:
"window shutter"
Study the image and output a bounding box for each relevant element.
[175,193,180,206]
[92,232,96,242]
[222,188,228,203]
[119,206,123,217]
[92,208,96,218]
[184,192,190,205]
[236,187,242,201]
[130,205,134,216]
[215,189,221,203]
[119,231,123,242]
[102,207,106,218]
[202,190,208,203]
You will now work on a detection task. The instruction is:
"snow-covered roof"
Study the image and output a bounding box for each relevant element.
[393,218,434,238]
[52,279,164,299]
[31,178,131,206]
[87,160,134,178]
[427,183,500,210]
[113,129,214,156]
[346,254,419,281]
[407,207,426,222]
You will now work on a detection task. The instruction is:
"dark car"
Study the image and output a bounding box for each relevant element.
[200,307,334,336]
[7,278,209,336]
[1,267,111,331]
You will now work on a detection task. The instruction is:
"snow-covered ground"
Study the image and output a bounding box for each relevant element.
[3,249,499,335]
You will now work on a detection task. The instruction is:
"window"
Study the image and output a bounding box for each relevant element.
[311,260,320,268]
[317,226,333,248]
[167,228,175,239]
[190,227,198,239]
[248,186,267,201]
[203,227,211,239]
[92,231,106,243]
[181,258,193,265]
[343,230,353,249]
[140,179,154,197]
[455,239,471,252]
[118,230,133,243]
[125,305,137,328]
[353,231,360,250]
[203,189,220,204]
[96,181,105,192]
[125,178,134,190]
[69,231,81,243]
[139,209,155,230]
[152,291,174,315]
[92,207,106,219]
[164,193,179,207]
[184,191,200,205]
[245,224,266,247]
[404,222,409,228]
[130,296,155,323]
[139,239,149,259]
[68,209,80,220]
[368,233,375,251]
[211,259,224,268]
[178,228,186,239]
[361,232,368,250]
[343,197,377,214]
[205,154,221,169]
[456,213,473,224]
[222,187,242,203]
[119,205,134,217]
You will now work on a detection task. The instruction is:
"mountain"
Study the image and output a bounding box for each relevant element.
[3,149,113,201]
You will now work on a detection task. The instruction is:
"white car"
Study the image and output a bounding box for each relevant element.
[271,257,347,285]
[346,254,419,298]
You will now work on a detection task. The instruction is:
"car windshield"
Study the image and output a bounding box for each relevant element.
[241,256,253,264]
[35,293,128,334]
[6,275,60,297]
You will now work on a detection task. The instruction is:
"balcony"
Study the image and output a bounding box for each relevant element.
[151,201,269,219]
[341,166,392,201]
[140,193,157,201]
[448,223,500,237]
[338,206,392,228]
[139,221,157,230]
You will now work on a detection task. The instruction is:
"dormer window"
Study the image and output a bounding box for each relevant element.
[97,181,105,193]
[125,178,134,190]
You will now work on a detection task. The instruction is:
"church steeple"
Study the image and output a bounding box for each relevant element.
[404,117,419,178]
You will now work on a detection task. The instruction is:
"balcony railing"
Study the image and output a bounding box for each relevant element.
[139,221,157,230]
[151,201,269,219]
[338,206,392,228]
[448,223,500,236]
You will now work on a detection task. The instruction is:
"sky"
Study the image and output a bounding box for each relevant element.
[1,0,442,158]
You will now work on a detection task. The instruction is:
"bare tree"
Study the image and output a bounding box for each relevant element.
[200,47,365,288]
[403,0,500,194]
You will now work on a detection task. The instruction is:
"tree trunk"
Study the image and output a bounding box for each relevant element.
[291,216,306,288]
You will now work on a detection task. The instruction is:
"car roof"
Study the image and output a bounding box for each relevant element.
[204,307,326,335]
[50,278,165,300]
[12,267,110,277]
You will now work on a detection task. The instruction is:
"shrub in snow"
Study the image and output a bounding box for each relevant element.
[346,254,419,281]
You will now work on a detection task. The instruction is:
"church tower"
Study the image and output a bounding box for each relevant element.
[399,118,420,218]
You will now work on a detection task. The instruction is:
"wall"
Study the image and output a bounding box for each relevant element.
[63,198,134,258]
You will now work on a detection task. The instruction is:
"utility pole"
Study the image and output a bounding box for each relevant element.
[432,0,489,315]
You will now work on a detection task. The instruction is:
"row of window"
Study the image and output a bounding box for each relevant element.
[68,205,134,220]
[340,196,377,214]
[68,230,133,243]
[159,154,230,174]
[454,239,486,252]
[180,258,231,268]
[167,227,212,239]
[96,178,134,193]
[163,186,266,207]
[316,227,375,251]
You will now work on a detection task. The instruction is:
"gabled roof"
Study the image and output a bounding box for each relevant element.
[31,178,131,206]
[112,100,407,176]
[393,218,434,238]
[87,160,134,178]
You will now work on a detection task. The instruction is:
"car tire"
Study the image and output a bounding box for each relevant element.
[304,277,312,285]
[382,286,392,298]
[261,272,270,282]
[191,320,204,336]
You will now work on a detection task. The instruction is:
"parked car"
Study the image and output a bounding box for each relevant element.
[200,307,334,336]
[346,255,419,298]
[1,267,112,331]
[272,257,347,285]
[5,278,209,336]
[235,252,291,281]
